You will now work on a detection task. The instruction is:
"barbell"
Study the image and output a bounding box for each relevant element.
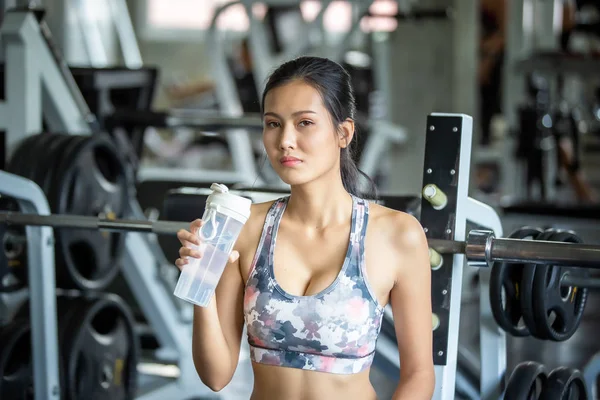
[1,211,600,270]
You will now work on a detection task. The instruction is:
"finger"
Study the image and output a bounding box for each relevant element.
[228,250,240,264]
[189,219,204,235]
[175,258,188,268]
[177,229,200,246]
[179,247,203,259]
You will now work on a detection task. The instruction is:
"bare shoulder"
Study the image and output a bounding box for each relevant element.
[235,199,279,251]
[368,202,426,249]
[368,202,429,286]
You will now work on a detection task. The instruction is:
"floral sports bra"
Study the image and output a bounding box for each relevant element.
[243,195,385,375]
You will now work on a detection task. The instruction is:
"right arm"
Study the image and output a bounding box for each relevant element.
[176,220,246,391]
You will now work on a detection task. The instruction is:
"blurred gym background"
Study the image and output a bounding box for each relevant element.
[1,0,600,399]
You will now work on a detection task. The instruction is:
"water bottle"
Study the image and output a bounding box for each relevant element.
[173,183,252,307]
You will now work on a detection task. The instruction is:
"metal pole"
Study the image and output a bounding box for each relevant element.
[167,111,264,130]
[106,109,264,131]
[429,238,467,254]
[561,276,600,290]
[485,238,600,268]
[0,212,188,235]
[2,212,600,268]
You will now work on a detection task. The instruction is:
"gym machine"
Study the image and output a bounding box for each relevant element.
[71,0,143,69]
[501,0,600,202]
[0,7,251,399]
[206,0,411,191]
[0,9,95,155]
[107,109,266,185]
[0,6,267,188]
[332,4,453,191]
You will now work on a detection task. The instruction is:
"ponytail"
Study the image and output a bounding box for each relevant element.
[340,140,378,200]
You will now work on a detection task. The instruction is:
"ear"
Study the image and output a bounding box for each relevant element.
[338,119,355,149]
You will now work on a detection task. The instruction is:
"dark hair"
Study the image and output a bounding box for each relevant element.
[261,56,378,199]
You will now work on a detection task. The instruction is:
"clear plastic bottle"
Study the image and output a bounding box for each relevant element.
[173,183,251,307]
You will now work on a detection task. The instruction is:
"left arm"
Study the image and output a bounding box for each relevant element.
[389,214,435,400]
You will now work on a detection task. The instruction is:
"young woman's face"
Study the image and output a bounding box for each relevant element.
[262,80,345,187]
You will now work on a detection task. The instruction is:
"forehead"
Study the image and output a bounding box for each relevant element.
[263,80,326,114]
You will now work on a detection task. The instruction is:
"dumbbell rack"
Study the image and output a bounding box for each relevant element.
[0,8,215,400]
[0,169,218,400]
[0,172,60,399]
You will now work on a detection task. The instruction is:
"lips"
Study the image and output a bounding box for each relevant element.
[279,156,302,166]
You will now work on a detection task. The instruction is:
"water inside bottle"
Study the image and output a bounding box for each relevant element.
[174,213,244,306]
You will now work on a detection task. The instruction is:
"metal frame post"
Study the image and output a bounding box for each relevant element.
[120,232,214,399]
[466,197,506,400]
[107,0,143,69]
[0,10,92,159]
[0,170,60,400]
[533,0,561,50]
[502,0,528,200]
[202,2,265,186]
[420,114,506,399]
[0,11,42,155]
[420,113,473,400]
[74,0,109,68]
[243,0,333,95]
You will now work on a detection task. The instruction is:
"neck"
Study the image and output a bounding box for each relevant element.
[286,173,353,229]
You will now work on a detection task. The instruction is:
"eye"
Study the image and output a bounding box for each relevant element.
[265,121,280,128]
[298,120,313,127]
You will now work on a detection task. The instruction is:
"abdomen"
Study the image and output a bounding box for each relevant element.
[249,362,378,400]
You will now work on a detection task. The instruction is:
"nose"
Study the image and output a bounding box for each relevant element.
[279,123,296,150]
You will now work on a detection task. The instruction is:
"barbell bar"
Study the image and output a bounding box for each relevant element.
[106,109,265,131]
[0,211,186,236]
[561,274,600,289]
[2,211,600,269]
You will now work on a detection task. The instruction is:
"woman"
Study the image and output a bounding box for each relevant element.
[176,57,434,400]
[478,0,577,146]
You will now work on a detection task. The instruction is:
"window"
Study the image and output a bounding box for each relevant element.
[145,0,264,33]
[141,0,398,40]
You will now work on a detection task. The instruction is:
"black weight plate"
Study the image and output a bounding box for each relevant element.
[47,135,93,290]
[0,197,27,292]
[505,361,548,400]
[541,367,588,400]
[583,353,600,400]
[490,226,544,336]
[6,134,46,177]
[0,318,34,400]
[532,230,589,342]
[56,134,130,218]
[29,133,75,194]
[51,135,130,291]
[18,133,60,181]
[58,293,139,400]
[39,135,81,196]
[520,229,560,340]
[47,134,90,212]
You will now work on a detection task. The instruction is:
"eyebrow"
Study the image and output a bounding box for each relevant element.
[263,110,317,118]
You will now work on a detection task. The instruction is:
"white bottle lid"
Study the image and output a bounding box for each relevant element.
[206,183,252,223]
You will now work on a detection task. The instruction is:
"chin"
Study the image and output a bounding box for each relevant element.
[274,169,312,187]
